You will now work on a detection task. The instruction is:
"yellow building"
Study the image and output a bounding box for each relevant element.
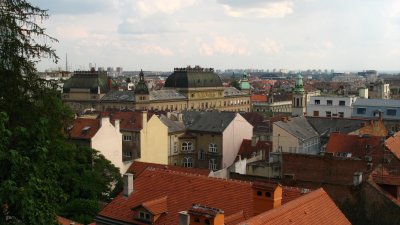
[62,66,251,113]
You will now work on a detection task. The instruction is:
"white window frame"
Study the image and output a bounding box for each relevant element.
[209,143,218,153]
[181,141,193,151]
[123,135,132,141]
[183,157,193,168]
[209,159,217,170]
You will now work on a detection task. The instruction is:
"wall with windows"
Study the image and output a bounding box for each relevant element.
[307,96,357,118]
[272,124,300,154]
[352,99,400,121]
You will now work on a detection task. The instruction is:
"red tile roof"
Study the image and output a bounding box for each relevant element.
[224,210,246,225]
[326,132,382,158]
[251,94,268,102]
[237,188,351,225]
[98,168,255,224]
[140,196,168,215]
[385,131,400,160]
[100,111,155,132]
[57,216,83,225]
[237,139,272,160]
[126,161,210,177]
[68,118,100,140]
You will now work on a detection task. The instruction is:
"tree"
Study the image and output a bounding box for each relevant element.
[0,1,122,224]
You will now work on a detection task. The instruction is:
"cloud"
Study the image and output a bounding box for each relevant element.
[260,38,283,54]
[135,0,196,16]
[137,45,174,56]
[198,35,250,55]
[118,17,181,35]
[31,0,113,15]
[218,0,294,18]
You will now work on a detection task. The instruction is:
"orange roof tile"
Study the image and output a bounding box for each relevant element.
[225,210,247,225]
[68,118,100,140]
[126,161,210,177]
[251,94,268,102]
[385,131,400,160]
[137,196,168,215]
[98,168,255,224]
[237,188,351,225]
[326,133,382,158]
[237,139,272,160]
[57,216,83,225]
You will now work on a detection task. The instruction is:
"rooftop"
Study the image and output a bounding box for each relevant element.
[182,111,237,133]
[274,117,319,141]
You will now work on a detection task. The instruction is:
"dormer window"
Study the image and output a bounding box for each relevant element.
[139,211,151,221]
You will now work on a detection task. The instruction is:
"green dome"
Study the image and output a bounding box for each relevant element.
[164,66,222,88]
[134,70,149,95]
[239,74,250,90]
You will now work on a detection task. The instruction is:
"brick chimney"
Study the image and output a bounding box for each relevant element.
[114,119,120,132]
[251,136,259,147]
[123,173,134,197]
[142,111,148,130]
[185,204,224,225]
[252,182,282,215]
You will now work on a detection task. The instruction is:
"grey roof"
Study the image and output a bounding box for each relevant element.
[159,115,185,133]
[353,98,400,108]
[63,71,110,94]
[306,117,367,135]
[182,111,236,133]
[150,90,186,100]
[101,90,135,102]
[164,67,223,88]
[274,117,318,141]
[224,87,246,96]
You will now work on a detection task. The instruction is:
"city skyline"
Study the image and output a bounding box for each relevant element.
[32,0,400,72]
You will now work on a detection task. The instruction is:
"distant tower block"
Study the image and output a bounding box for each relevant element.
[292,74,306,116]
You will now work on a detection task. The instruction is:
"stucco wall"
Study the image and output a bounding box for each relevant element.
[272,124,299,153]
[222,114,253,168]
[92,117,124,173]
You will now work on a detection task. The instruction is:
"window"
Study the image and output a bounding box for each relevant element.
[314,99,320,105]
[338,112,344,118]
[313,111,319,117]
[357,108,366,114]
[139,211,151,221]
[327,100,332,105]
[209,159,217,170]
[123,135,132,141]
[265,192,271,197]
[183,157,193,168]
[209,143,217,153]
[198,149,205,160]
[257,191,262,196]
[194,218,200,223]
[123,151,132,157]
[205,219,210,225]
[181,141,193,151]
[339,101,345,106]
[326,111,331,117]
[387,109,397,116]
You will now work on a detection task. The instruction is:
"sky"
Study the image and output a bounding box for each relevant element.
[31,0,400,72]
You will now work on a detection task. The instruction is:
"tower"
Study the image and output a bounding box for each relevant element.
[134,70,149,109]
[292,74,306,116]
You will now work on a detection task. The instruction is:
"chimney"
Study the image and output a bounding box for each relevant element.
[100,116,109,127]
[123,173,134,197]
[281,117,287,122]
[353,172,363,186]
[114,119,120,132]
[179,211,190,225]
[251,136,259,147]
[108,77,113,91]
[187,204,224,225]
[252,182,282,215]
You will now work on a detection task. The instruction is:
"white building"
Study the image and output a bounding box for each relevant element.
[307,95,357,118]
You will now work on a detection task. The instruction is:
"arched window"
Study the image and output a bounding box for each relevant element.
[209,159,217,170]
[183,157,193,168]
[209,143,217,153]
[181,141,193,151]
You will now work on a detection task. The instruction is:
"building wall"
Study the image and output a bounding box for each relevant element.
[222,114,253,168]
[272,124,299,153]
[306,96,357,118]
[91,117,127,173]
[138,113,169,165]
[352,105,400,121]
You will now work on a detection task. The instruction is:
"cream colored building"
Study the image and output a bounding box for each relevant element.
[272,117,320,155]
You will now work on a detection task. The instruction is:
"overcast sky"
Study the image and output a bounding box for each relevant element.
[31,0,400,72]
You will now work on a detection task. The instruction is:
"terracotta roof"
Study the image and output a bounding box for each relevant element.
[137,196,168,215]
[98,168,254,224]
[126,161,210,178]
[237,188,351,225]
[57,216,83,225]
[385,131,400,159]
[225,210,246,225]
[251,94,268,102]
[68,118,100,139]
[326,133,382,158]
[237,139,272,160]
[372,174,400,186]
[351,119,388,137]
[100,111,155,132]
